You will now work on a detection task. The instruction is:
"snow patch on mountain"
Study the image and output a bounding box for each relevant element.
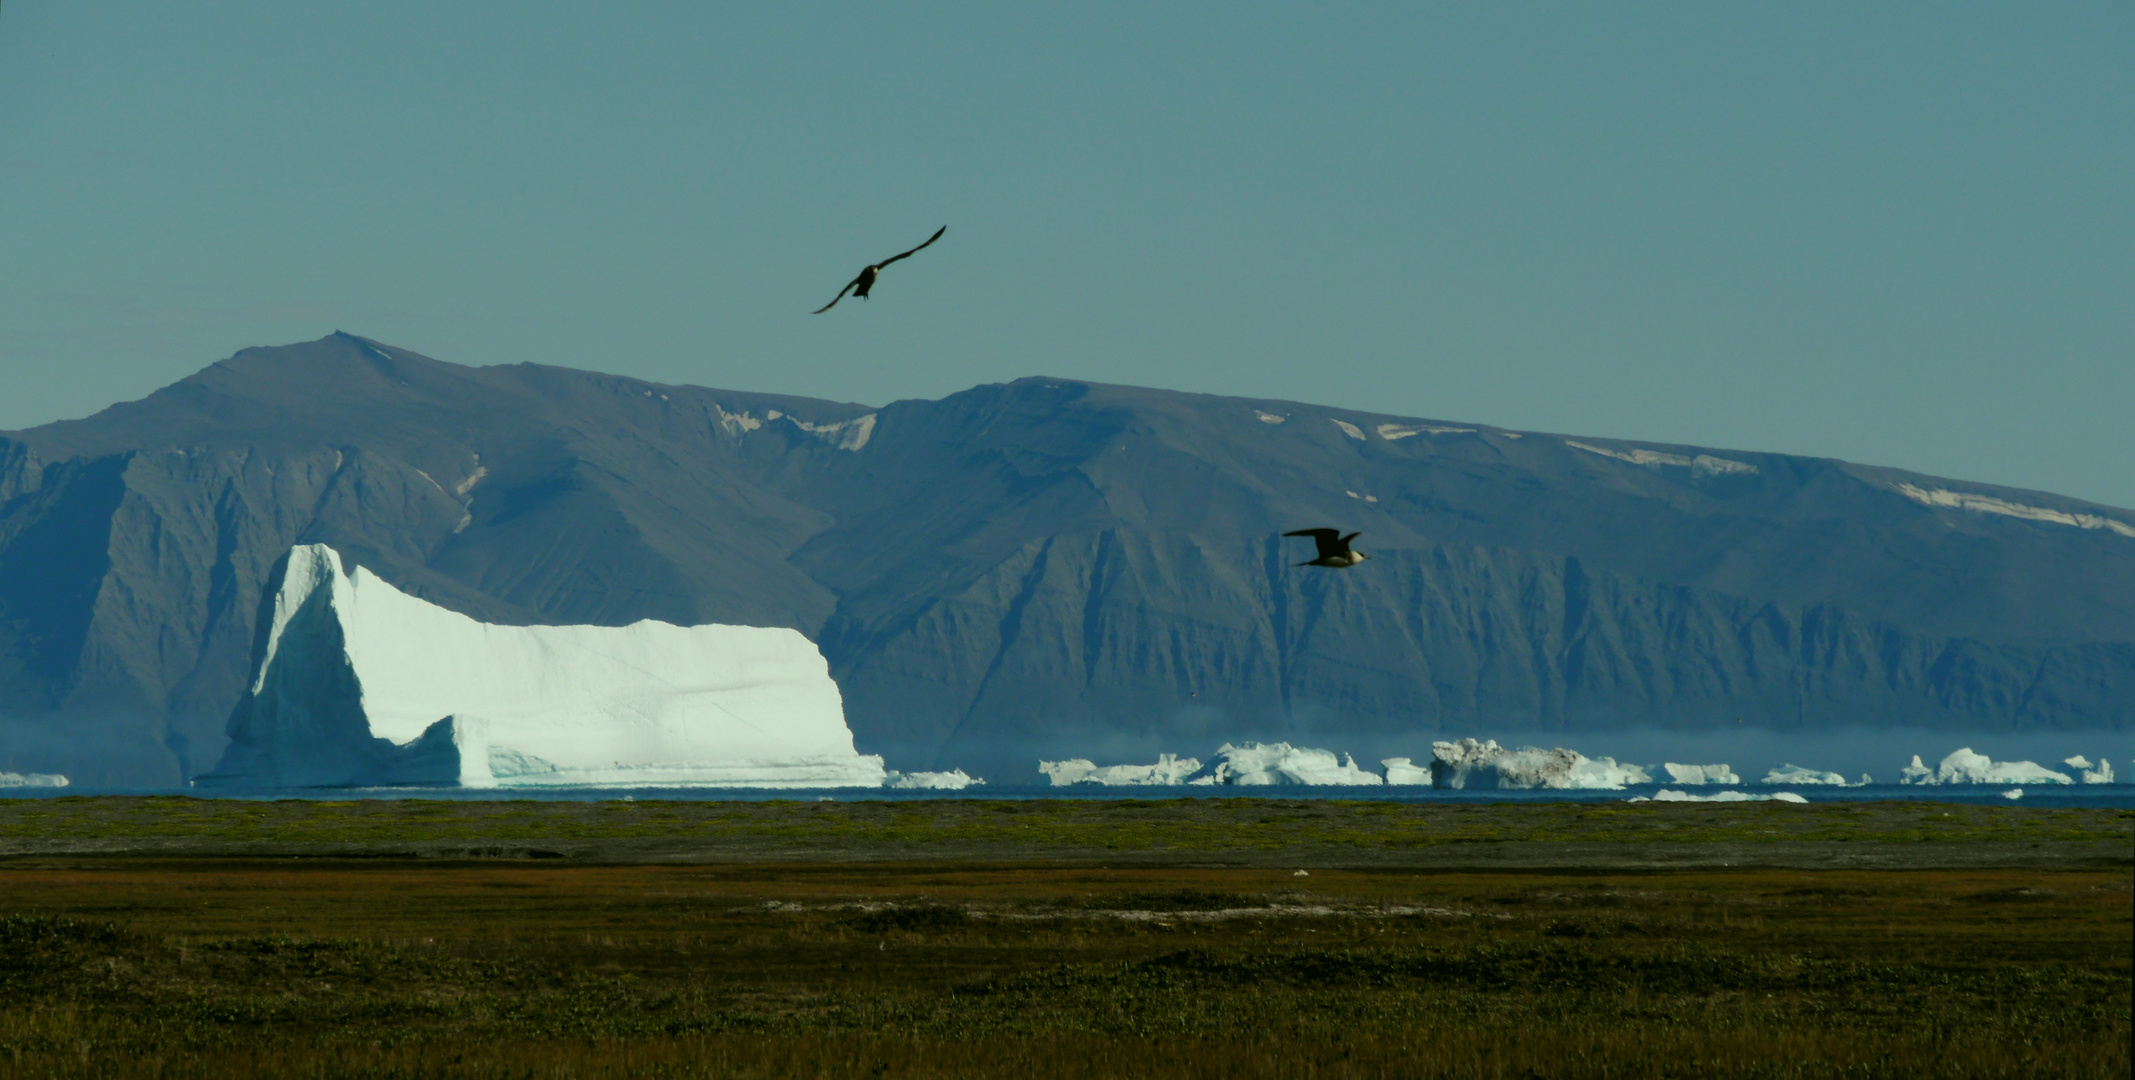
[1893,483,2135,538]
[710,405,875,450]
[1377,423,1475,440]
[713,405,764,435]
[1330,419,1366,441]
[1565,440,1757,476]
[791,413,876,451]
[454,465,488,497]
[200,544,887,789]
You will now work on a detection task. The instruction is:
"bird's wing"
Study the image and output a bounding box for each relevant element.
[874,226,946,269]
[813,277,861,314]
[1338,531,1362,549]
[1285,528,1342,559]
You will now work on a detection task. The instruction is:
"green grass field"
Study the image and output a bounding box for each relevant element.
[2,798,2128,1078]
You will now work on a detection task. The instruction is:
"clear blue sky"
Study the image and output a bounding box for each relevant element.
[3,2,2129,506]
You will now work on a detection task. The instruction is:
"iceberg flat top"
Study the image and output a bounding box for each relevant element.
[213,544,883,787]
[280,545,859,764]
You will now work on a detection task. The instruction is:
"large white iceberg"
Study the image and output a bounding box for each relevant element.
[1038,754,1202,786]
[200,544,887,788]
[1380,757,1433,785]
[2063,756,2115,785]
[1761,764,1850,786]
[1428,738,1651,790]
[1663,763,1740,786]
[885,769,983,790]
[1185,742,1384,786]
[0,772,68,788]
[1898,748,2072,786]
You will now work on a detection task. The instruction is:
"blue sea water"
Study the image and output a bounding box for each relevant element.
[13,782,2134,809]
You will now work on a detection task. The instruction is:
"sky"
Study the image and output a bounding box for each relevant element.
[2,2,2129,507]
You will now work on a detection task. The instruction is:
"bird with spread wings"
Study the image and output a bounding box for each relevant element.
[1285,528,1369,568]
[814,226,946,313]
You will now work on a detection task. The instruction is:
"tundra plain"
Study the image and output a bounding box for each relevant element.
[2,797,2129,1078]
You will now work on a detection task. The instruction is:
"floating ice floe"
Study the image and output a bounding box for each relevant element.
[1897,748,2072,786]
[1428,738,1651,790]
[885,769,983,790]
[1663,763,1740,786]
[2063,756,2115,785]
[1186,742,1383,786]
[1038,754,1201,787]
[0,772,69,788]
[2002,788,2024,800]
[1761,764,1851,786]
[1628,789,1808,804]
[200,544,888,789]
[1380,757,1433,785]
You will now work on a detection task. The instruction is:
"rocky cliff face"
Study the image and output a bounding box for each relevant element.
[2,334,2130,785]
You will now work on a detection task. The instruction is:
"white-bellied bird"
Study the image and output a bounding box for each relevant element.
[1285,528,1369,568]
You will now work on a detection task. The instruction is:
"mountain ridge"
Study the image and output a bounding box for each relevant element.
[2,333,2128,785]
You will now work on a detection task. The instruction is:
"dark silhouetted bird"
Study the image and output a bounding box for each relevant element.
[813,226,946,313]
[1285,528,1368,568]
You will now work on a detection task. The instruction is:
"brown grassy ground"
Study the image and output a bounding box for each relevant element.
[3,795,2128,868]
[1,799,2129,1077]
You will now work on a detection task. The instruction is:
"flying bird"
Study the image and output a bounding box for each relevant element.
[813,226,947,313]
[1285,528,1369,568]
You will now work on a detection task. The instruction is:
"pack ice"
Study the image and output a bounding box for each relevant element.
[1427,738,1651,790]
[200,545,887,788]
